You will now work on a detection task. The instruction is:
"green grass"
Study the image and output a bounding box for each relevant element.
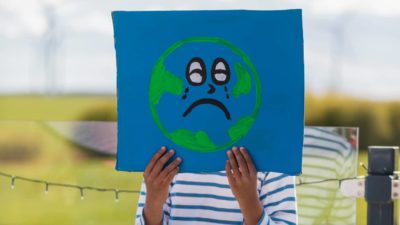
[0,95,116,121]
[0,96,135,225]
[0,121,142,225]
[357,151,367,225]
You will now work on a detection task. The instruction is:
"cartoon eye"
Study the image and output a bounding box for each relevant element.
[212,58,230,85]
[186,57,206,86]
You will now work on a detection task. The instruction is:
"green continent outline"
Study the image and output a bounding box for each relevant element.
[149,37,262,153]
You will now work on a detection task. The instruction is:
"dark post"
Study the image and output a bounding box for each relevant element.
[365,146,398,225]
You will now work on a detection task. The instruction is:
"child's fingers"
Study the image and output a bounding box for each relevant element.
[150,149,175,178]
[227,149,240,177]
[233,147,249,176]
[159,157,181,178]
[225,160,235,183]
[144,146,166,177]
[240,147,256,175]
[163,166,179,184]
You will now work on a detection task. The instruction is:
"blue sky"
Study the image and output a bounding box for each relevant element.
[0,0,400,100]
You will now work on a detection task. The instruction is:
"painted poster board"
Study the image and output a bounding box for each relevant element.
[113,10,304,174]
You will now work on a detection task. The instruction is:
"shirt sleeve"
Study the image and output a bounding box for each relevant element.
[256,172,298,225]
[135,180,172,225]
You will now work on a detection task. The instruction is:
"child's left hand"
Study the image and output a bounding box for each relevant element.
[226,146,263,225]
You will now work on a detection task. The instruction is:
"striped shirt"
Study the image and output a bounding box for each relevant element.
[136,171,297,225]
[297,127,357,224]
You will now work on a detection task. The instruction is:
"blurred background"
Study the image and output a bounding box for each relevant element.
[0,0,399,224]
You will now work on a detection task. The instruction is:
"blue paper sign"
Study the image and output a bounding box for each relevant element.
[113,10,304,175]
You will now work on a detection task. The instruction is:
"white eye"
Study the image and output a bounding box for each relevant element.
[212,58,230,85]
[214,73,227,82]
[186,57,206,86]
[189,73,203,84]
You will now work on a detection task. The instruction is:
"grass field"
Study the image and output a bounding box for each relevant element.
[0,121,142,225]
[0,95,116,121]
[0,95,396,224]
[0,96,136,225]
[356,152,368,225]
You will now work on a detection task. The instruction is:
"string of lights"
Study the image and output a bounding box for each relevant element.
[0,170,363,202]
[295,176,360,186]
[294,162,370,186]
[0,171,140,202]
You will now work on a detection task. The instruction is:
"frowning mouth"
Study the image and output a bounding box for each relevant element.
[182,98,231,120]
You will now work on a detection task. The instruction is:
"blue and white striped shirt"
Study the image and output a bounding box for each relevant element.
[136,171,297,225]
[297,127,356,224]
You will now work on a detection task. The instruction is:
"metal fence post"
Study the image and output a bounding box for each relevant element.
[366,146,398,225]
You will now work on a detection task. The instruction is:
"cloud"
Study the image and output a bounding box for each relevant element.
[67,10,113,35]
[2,0,400,38]
[0,0,47,38]
[309,0,400,16]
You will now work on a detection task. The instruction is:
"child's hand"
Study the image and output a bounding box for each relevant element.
[143,146,181,225]
[226,147,263,225]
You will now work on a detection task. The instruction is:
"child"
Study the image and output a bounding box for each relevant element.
[136,146,297,225]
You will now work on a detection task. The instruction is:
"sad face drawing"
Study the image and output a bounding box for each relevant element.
[182,57,231,120]
[149,37,262,153]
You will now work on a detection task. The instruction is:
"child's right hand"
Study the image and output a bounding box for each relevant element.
[143,146,181,225]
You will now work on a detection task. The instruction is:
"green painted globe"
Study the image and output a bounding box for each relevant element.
[149,37,262,153]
